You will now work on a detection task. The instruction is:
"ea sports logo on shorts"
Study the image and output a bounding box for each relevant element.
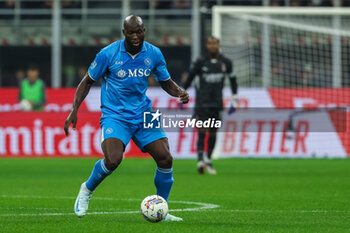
[105,128,113,134]
[143,109,162,129]
[117,69,127,78]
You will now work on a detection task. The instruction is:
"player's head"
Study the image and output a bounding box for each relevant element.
[26,64,40,82]
[122,15,145,53]
[206,36,220,56]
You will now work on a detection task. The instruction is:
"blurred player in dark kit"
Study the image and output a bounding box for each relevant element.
[183,36,238,175]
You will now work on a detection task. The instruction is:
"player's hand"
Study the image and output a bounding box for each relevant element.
[64,110,78,136]
[228,94,238,115]
[178,88,189,104]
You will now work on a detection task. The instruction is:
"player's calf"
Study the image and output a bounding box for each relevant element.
[85,159,113,191]
[153,152,174,201]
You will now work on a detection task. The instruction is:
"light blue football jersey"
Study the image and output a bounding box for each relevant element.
[88,39,170,124]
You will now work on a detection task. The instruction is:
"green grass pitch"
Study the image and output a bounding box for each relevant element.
[0,158,349,233]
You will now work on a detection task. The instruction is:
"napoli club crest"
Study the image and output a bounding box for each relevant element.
[144,58,151,66]
[117,69,127,78]
[221,63,227,72]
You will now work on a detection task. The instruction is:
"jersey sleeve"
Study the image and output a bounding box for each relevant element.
[88,49,109,81]
[226,60,236,79]
[183,58,202,89]
[152,48,171,82]
[226,59,238,94]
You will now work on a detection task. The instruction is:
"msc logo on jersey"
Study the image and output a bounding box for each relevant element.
[117,68,151,78]
[117,69,127,78]
[128,68,151,78]
[143,109,162,129]
[144,58,151,66]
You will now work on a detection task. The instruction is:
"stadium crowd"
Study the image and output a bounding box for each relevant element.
[1,0,350,88]
[1,0,350,10]
[1,0,349,19]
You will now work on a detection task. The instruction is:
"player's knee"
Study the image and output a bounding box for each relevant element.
[104,153,123,171]
[157,153,173,168]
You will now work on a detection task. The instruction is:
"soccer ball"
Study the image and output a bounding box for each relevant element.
[140,195,168,223]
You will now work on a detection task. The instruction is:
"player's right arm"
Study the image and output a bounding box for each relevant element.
[64,74,95,136]
[64,49,108,136]
[182,59,202,90]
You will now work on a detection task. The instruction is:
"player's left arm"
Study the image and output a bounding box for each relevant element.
[159,79,189,104]
[227,60,238,114]
[152,48,189,104]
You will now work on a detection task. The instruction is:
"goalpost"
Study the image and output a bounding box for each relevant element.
[211,7,350,157]
[212,7,350,88]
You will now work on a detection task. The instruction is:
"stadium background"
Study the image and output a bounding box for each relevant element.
[0,0,349,158]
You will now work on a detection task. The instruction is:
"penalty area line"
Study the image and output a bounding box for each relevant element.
[205,209,350,213]
[0,210,141,217]
[0,194,220,217]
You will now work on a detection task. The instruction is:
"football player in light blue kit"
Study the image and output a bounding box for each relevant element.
[64,15,189,221]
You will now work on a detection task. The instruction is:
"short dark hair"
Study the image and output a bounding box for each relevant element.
[206,36,220,44]
[27,64,39,71]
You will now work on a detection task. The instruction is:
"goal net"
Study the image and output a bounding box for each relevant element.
[211,7,350,157]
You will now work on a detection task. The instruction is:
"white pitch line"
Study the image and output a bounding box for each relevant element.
[0,195,219,210]
[0,194,219,217]
[0,210,141,217]
[0,194,74,200]
[2,195,348,217]
[210,209,350,213]
[0,207,136,211]
[170,200,219,212]
[2,209,350,217]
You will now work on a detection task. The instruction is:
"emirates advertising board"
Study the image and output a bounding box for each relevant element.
[0,87,349,158]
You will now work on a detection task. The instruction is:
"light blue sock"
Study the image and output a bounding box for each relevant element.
[154,167,174,201]
[85,159,112,192]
